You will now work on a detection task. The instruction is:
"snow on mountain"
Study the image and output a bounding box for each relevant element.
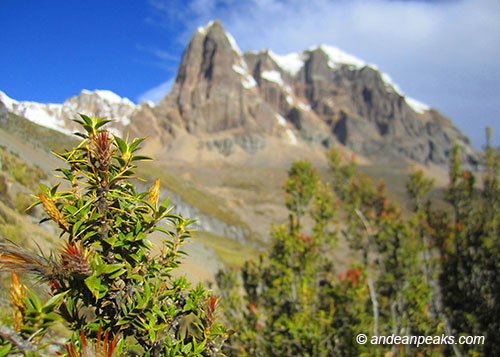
[261,70,283,86]
[0,90,18,110]
[268,50,305,76]
[275,113,287,126]
[298,102,312,111]
[82,89,135,107]
[232,64,257,89]
[275,114,297,145]
[268,44,367,76]
[73,90,136,126]
[196,20,215,35]
[405,97,430,114]
[286,129,298,144]
[195,21,430,117]
[266,44,429,114]
[0,91,71,134]
[15,103,71,134]
[225,31,243,56]
[0,89,137,135]
[378,73,429,113]
[199,21,243,56]
[318,44,366,68]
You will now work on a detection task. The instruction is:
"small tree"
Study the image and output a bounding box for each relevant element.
[217,151,447,356]
[284,160,319,231]
[432,141,500,355]
[217,157,374,356]
[0,115,228,356]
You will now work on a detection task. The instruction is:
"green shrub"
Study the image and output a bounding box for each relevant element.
[0,115,229,356]
[217,141,500,356]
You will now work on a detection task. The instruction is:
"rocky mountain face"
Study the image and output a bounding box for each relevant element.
[129,20,477,166]
[0,20,478,167]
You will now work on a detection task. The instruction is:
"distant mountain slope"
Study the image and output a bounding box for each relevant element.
[0,89,146,138]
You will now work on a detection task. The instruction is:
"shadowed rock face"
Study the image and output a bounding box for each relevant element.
[0,101,6,120]
[128,20,478,167]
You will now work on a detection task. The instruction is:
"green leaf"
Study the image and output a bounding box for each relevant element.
[109,268,127,279]
[42,291,69,313]
[83,124,93,134]
[129,137,146,152]
[99,263,124,275]
[79,113,93,126]
[95,119,112,129]
[26,289,42,311]
[148,329,156,342]
[104,235,118,247]
[50,184,59,196]
[135,221,143,235]
[72,221,83,238]
[160,197,170,208]
[72,118,85,126]
[65,204,78,215]
[194,339,206,353]
[131,155,153,162]
[152,226,173,236]
[115,136,128,155]
[0,343,12,356]
[84,275,101,299]
[143,238,153,249]
[39,183,50,196]
[182,343,192,354]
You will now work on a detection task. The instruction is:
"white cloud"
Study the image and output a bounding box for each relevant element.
[137,78,174,104]
[147,0,500,146]
[136,45,180,62]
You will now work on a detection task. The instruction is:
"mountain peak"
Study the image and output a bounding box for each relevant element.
[316,44,367,68]
[196,20,242,56]
[80,89,134,107]
[149,22,477,166]
[0,21,478,168]
[0,90,19,111]
[196,19,223,35]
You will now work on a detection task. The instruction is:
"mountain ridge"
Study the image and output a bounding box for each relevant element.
[0,20,479,168]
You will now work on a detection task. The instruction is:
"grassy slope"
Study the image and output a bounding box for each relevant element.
[0,112,79,153]
[139,162,251,231]
[194,231,258,268]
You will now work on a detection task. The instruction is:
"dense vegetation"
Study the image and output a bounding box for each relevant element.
[0,114,498,356]
[0,116,228,356]
[217,135,499,356]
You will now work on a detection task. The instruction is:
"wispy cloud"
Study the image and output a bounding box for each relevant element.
[136,45,181,62]
[134,44,181,73]
[146,0,500,146]
[137,78,174,104]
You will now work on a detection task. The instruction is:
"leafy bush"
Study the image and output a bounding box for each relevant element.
[217,140,500,356]
[0,115,228,356]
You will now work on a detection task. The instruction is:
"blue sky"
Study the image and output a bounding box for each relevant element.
[1,0,499,147]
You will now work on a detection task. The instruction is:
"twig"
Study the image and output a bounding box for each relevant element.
[367,276,379,337]
[0,322,36,353]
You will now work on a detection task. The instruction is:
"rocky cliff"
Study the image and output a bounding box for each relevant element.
[129,20,477,167]
[0,20,478,167]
